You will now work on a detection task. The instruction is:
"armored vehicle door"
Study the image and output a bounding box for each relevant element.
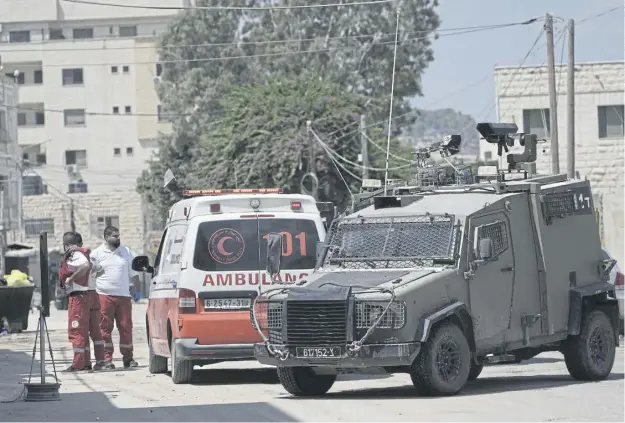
[466,212,515,346]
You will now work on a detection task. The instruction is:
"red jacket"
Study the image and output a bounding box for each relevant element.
[59,247,92,288]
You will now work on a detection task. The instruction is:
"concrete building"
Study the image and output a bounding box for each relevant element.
[482,61,624,265]
[0,0,180,195]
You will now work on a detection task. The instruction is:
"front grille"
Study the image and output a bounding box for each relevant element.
[286,300,347,345]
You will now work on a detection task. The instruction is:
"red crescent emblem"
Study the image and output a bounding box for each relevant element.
[217,236,233,256]
[208,229,245,264]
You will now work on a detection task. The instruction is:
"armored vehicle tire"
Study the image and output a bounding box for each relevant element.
[277,367,336,397]
[563,309,616,381]
[410,322,471,396]
[468,360,484,381]
[148,340,168,374]
[171,342,194,384]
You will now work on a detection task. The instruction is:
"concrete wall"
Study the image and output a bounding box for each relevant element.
[13,191,147,253]
[483,61,624,265]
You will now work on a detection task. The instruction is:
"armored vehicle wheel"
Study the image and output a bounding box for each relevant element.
[563,309,616,381]
[410,322,471,396]
[148,339,168,374]
[277,367,336,397]
[468,360,483,381]
[171,342,194,384]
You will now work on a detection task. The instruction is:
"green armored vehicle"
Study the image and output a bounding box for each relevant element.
[252,123,620,397]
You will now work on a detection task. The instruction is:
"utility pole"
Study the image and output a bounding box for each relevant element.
[70,198,76,232]
[359,114,370,180]
[306,120,317,200]
[566,18,576,178]
[545,13,560,174]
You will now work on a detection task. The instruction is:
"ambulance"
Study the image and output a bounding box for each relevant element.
[131,188,331,384]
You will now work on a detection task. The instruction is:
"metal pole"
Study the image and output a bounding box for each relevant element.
[383,8,401,194]
[360,114,369,180]
[306,120,317,200]
[545,13,560,174]
[39,310,45,383]
[566,19,575,178]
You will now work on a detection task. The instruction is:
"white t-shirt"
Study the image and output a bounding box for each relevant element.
[90,244,138,297]
[66,251,90,294]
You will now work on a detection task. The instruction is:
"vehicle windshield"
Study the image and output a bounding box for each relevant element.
[193,218,320,272]
[321,214,458,269]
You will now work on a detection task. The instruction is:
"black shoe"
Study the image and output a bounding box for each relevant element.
[123,359,138,368]
[84,363,92,371]
[99,361,116,370]
[92,361,106,371]
[62,365,87,373]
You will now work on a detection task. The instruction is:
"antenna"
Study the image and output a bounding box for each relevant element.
[383,7,401,194]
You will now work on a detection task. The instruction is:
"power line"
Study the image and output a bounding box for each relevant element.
[5,23,540,69]
[62,0,394,11]
[578,6,623,24]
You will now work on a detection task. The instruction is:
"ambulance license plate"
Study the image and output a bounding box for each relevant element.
[204,298,251,310]
[296,347,341,358]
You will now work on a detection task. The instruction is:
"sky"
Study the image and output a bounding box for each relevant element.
[410,0,624,120]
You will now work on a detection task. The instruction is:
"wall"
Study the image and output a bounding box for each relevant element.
[484,61,624,265]
[15,191,147,253]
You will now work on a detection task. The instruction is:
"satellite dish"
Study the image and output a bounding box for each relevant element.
[163,168,176,189]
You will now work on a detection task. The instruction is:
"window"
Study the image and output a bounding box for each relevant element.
[126,147,134,156]
[17,113,27,126]
[7,72,25,85]
[65,149,87,167]
[152,229,168,276]
[598,105,624,139]
[122,65,129,73]
[35,111,45,126]
[34,70,43,84]
[94,216,120,234]
[475,221,509,259]
[49,29,65,40]
[112,106,119,114]
[64,109,86,126]
[9,31,30,43]
[111,66,118,74]
[155,63,163,77]
[73,28,94,39]
[193,219,319,272]
[523,108,550,139]
[157,105,174,122]
[119,25,137,37]
[113,148,121,156]
[25,218,55,237]
[124,106,131,114]
[62,68,83,85]
[0,111,5,132]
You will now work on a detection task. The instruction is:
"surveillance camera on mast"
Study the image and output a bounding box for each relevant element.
[476,122,539,178]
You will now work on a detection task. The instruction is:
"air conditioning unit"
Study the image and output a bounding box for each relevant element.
[66,164,78,173]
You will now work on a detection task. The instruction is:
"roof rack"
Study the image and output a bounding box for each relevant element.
[183,188,284,197]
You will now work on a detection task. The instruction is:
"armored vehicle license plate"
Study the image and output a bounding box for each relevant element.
[296,347,341,358]
[204,298,251,310]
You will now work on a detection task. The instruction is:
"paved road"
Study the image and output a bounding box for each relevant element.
[1,303,623,422]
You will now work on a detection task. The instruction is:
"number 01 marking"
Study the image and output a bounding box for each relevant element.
[263,232,307,257]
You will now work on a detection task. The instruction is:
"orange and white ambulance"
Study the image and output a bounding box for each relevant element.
[132,188,329,384]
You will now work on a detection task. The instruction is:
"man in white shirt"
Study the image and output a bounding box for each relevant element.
[90,225,139,369]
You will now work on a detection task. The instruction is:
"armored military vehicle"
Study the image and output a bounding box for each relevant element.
[251,123,620,397]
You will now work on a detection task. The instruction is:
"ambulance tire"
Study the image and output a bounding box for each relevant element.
[148,340,168,374]
[170,341,194,384]
[277,367,336,397]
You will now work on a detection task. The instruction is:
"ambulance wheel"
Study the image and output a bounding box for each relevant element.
[170,341,194,384]
[277,367,336,397]
[148,339,168,374]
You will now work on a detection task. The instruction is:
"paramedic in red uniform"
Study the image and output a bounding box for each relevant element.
[59,232,104,372]
[91,225,139,369]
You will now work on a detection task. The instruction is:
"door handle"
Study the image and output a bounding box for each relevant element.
[501,266,514,272]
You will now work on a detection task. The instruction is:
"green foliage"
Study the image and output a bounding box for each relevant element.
[404,108,480,155]
[138,0,442,217]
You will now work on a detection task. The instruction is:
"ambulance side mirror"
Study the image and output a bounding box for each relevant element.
[132,256,154,274]
[266,233,282,283]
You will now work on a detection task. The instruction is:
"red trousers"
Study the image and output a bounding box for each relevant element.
[99,294,133,362]
[68,291,104,369]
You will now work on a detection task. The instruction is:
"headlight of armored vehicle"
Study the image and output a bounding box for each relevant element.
[251,300,283,330]
[355,300,406,329]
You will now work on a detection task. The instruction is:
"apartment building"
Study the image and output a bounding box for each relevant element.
[0,0,181,195]
[482,61,624,265]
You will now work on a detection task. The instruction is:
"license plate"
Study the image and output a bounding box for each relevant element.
[296,347,341,358]
[204,298,251,310]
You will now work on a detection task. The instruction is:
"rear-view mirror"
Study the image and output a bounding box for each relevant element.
[132,255,154,274]
[266,233,283,282]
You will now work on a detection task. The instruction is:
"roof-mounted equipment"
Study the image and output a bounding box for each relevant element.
[477,122,539,179]
[183,188,284,197]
